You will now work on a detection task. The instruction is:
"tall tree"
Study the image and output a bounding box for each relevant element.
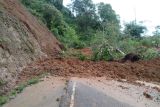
[46,0,63,10]
[70,0,99,40]
[153,25,160,36]
[124,21,147,38]
[97,2,119,24]
[97,2,120,46]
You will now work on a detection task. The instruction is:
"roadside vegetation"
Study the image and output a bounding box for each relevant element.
[20,0,160,60]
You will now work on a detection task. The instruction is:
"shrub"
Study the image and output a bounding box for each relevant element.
[72,41,86,49]
[0,80,6,86]
[15,84,27,94]
[92,42,115,61]
[0,96,8,105]
[77,53,87,61]
[27,78,39,85]
[141,48,160,60]
[119,38,142,53]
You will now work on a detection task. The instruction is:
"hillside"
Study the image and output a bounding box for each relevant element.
[0,0,160,106]
[0,0,62,94]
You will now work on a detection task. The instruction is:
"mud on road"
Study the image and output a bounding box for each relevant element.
[20,57,160,83]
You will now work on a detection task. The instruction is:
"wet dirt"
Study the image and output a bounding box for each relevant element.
[19,57,160,84]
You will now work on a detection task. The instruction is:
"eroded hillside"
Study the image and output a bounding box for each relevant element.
[0,0,62,94]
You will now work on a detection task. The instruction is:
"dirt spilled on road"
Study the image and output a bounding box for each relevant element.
[19,57,160,83]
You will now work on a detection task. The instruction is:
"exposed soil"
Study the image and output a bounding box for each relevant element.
[0,0,62,95]
[0,0,62,56]
[77,47,93,57]
[19,57,160,83]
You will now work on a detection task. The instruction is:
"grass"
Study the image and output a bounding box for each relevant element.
[0,96,8,105]
[77,53,87,61]
[27,77,39,85]
[0,80,6,86]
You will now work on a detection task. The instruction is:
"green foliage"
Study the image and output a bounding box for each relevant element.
[70,0,100,40]
[119,38,142,53]
[140,48,160,60]
[46,0,63,10]
[77,53,87,61]
[14,84,27,94]
[71,41,86,49]
[124,21,147,38]
[27,78,39,85]
[0,96,8,105]
[98,2,119,24]
[21,0,80,48]
[0,74,48,106]
[118,37,160,60]
[20,0,159,60]
[92,48,113,61]
[142,48,160,60]
[141,36,160,47]
[0,80,6,86]
[153,25,160,36]
[91,41,124,61]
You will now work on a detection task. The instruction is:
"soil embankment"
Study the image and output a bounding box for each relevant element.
[0,0,62,94]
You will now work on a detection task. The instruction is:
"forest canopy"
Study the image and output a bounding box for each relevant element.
[21,0,160,60]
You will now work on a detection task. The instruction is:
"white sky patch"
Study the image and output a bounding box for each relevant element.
[63,0,160,35]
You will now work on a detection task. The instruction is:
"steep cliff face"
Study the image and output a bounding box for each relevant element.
[0,0,62,94]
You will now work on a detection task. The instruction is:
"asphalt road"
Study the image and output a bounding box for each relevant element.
[3,77,66,107]
[60,80,134,107]
[3,77,159,107]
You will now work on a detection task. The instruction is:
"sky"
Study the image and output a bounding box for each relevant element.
[63,0,160,35]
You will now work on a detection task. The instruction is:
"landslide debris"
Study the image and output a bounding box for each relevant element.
[0,0,62,95]
[21,57,160,83]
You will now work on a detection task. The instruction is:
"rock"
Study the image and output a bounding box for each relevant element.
[122,53,141,62]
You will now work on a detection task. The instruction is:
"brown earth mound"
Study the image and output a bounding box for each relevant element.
[20,57,160,83]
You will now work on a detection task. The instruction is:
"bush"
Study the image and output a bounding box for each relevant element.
[78,53,87,61]
[92,43,115,61]
[141,48,160,60]
[141,36,160,47]
[27,78,39,85]
[119,38,142,53]
[15,84,27,94]
[0,80,6,86]
[0,96,8,105]
[72,41,86,49]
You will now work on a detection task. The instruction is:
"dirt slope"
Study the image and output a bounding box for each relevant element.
[0,0,62,55]
[0,0,62,95]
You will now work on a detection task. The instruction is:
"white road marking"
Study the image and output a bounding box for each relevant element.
[70,82,76,107]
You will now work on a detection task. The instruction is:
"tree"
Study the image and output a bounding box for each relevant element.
[97,3,120,46]
[70,0,99,40]
[97,2,119,24]
[124,21,147,38]
[153,25,160,36]
[46,0,63,10]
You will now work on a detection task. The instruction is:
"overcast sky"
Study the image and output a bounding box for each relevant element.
[64,0,160,35]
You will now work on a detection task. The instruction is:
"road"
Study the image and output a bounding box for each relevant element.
[60,80,133,107]
[3,77,66,107]
[3,77,160,107]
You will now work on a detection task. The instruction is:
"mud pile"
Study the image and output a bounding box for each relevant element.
[21,57,160,83]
